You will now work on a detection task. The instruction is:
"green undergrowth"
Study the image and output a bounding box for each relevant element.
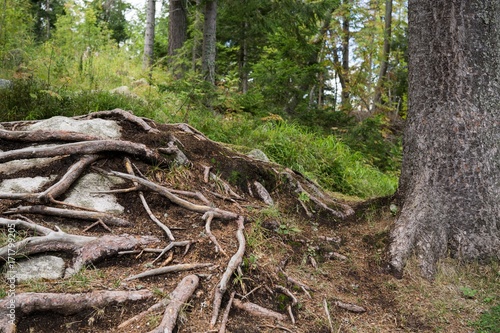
[0,77,398,198]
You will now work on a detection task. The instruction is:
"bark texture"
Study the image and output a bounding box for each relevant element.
[143,0,156,69]
[390,0,500,278]
[202,0,217,84]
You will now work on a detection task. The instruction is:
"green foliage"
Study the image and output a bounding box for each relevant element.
[344,115,402,173]
[472,305,500,333]
[0,78,148,122]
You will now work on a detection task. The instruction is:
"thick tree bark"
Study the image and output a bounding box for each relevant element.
[168,0,187,76]
[201,0,217,84]
[143,0,156,69]
[390,0,500,278]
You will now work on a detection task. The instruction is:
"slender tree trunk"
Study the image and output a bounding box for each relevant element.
[389,0,500,278]
[373,0,393,110]
[201,0,217,84]
[239,21,248,93]
[168,0,187,76]
[143,0,156,70]
[341,0,351,112]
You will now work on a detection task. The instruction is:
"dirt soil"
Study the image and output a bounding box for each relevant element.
[0,112,467,333]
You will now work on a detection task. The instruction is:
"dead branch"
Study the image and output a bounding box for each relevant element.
[147,274,199,333]
[253,181,274,205]
[78,108,160,133]
[334,301,366,313]
[0,140,167,165]
[218,291,235,333]
[232,298,287,322]
[0,290,153,333]
[203,212,227,256]
[104,170,239,220]
[124,263,213,281]
[4,205,132,227]
[210,216,245,327]
[0,128,102,142]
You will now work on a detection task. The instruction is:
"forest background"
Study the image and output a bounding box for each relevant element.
[0,0,408,200]
[1,1,499,331]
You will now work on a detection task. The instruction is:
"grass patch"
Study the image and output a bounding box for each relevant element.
[394,258,500,332]
[472,305,500,333]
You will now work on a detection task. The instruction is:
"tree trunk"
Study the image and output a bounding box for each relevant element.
[143,0,156,70]
[201,0,217,84]
[373,0,392,110]
[191,0,203,72]
[389,0,500,278]
[239,21,249,93]
[168,0,187,76]
[334,0,352,113]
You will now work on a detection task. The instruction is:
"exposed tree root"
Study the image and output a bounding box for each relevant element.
[0,219,159,276]
[146,274,199,333]
[102,170,239,220]
[204,212,228,256]
[77,108,160,133]
[0,139,167,165]
[0,128,102,142]
[124,263,213,281]
[253,181,274,205]
[281,171,353,220]
[218,291,235,333]
[334,300,366,313]
[123,157,175,240]
[232,298,287,321]
[4,205,132,227]
[152,240,195,263]
[0,290,154,333]
[211,216,245,327]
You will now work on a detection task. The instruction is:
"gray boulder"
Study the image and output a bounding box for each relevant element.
[13,255,66,282]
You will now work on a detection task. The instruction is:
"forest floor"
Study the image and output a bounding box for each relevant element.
[0,111,497,333]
